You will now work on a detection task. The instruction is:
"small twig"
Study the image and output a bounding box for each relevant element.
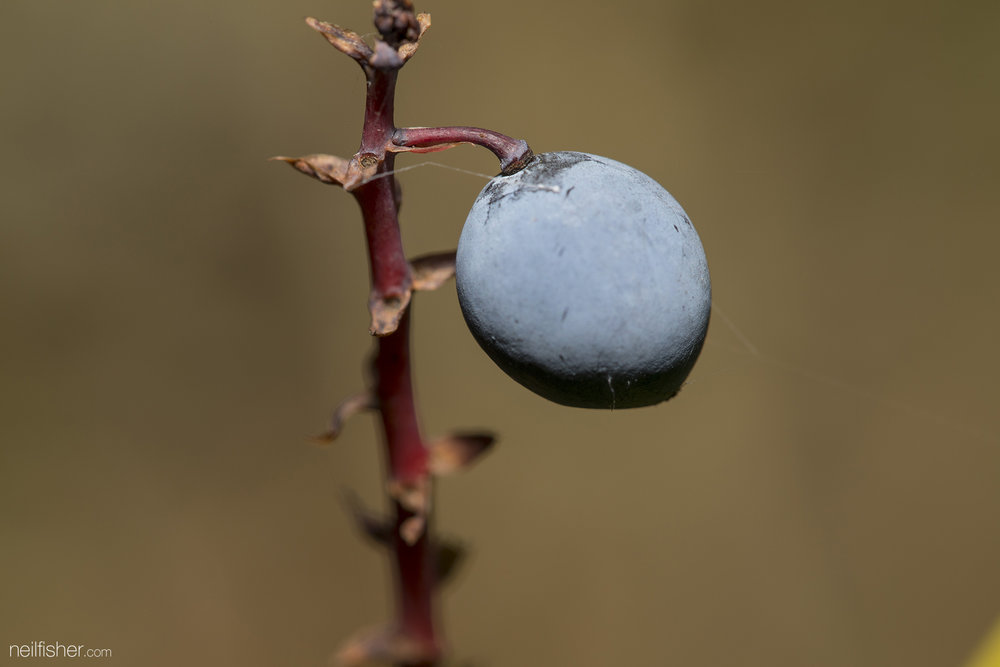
[393,126,534,175]
[277,2,530,664]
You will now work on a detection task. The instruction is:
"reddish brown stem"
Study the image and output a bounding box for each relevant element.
[292,5,527,663]
[374,311,428,483]
[394,515,438,666]
[393,126,534,175]
[351,30,439,667]
[376,312,439,662]
[361,67,399,155]
[355,175,410,303]
[355,68,412,303]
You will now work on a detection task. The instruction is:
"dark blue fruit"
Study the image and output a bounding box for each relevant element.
[456,152,711,409]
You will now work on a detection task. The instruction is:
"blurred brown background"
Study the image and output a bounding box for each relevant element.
[2,1,999,665]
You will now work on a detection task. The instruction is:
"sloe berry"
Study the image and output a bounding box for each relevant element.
[456,152,711,409]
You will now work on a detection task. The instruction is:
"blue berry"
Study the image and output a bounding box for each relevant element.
[455,152,711,409]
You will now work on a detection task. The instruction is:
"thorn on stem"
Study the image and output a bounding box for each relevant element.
[342,492,466,585]
[428,432,495,476]
[305,17,373,68]
[435,538,466,586]
[334,625,438,666]
[387,475,431,544]
[369,289,413,336]
[270,153,351,187]
[312,392,376,444]
[342,491,393,547]
[410,251,456,291]
[387,476,430,516]
[400,515,426,546]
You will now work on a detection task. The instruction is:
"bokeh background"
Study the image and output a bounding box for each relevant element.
[2,1,999,665]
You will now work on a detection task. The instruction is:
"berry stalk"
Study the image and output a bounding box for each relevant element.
[393,125,533,175]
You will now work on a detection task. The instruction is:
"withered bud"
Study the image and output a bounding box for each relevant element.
[373,0,421,47]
